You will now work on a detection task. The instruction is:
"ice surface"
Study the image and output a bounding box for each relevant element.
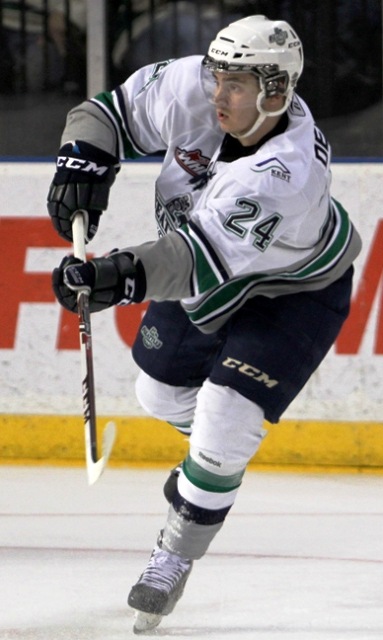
[1,465,382,639]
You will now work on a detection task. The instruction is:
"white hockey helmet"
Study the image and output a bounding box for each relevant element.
[203,15,304,136]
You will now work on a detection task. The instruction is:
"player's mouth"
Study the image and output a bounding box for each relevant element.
[216,110,229,122]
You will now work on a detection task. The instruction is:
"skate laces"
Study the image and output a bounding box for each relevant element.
[139,546,191,593]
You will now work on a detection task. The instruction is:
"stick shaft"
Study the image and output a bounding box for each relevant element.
[72,211,87,261]
[72,212,98,463]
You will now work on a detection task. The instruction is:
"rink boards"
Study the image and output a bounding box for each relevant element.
[0,161,382,469]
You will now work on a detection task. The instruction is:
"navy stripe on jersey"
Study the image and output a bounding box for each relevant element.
[188,220,230,281]
[176,231,196,298]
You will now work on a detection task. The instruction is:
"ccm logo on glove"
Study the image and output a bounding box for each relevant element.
[56,152,110,176]
[47,140,120,243]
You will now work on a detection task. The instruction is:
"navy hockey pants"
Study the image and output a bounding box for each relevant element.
[132,267,353,424]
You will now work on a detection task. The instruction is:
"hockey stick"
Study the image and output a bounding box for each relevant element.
[72,211,116,485]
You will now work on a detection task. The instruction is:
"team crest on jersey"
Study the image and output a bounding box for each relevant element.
[175,147,210,177]
[155,189,193,236]
[251,157,291,183]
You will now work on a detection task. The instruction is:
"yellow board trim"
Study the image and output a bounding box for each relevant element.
[0,415,382,471]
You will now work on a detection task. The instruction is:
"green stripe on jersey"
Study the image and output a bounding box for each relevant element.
[184,199,353,325]
[178,225,225,292]
[289,199,352,278]
[92,92,142,159]
[183,454,245,493]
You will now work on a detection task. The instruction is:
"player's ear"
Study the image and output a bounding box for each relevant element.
[265,94,286,112]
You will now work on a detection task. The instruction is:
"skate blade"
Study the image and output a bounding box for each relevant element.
[133,610,163,634]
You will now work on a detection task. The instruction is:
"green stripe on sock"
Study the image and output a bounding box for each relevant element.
[183,455,244,493]
[167,421,191,429]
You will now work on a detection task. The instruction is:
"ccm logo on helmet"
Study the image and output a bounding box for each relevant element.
[210,48,228,56]
[57,156,109,176]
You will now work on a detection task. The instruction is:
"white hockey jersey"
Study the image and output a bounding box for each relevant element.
[61,55,361,332]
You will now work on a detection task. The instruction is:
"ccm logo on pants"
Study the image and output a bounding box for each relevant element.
[222,357,279,388]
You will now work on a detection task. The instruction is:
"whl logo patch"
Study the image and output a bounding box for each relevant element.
[141,325,163,350]
[175,147,210,178]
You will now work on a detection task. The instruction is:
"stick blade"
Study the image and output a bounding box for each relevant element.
[86,421,117,485]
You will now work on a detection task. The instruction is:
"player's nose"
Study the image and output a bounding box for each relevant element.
[213,85,229,107]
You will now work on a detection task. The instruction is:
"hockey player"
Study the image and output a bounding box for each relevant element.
[47,15,361,633]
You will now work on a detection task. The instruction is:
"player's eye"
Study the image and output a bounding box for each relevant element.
[227,82,242,92]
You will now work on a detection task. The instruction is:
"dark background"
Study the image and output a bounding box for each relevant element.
[1,0,382,158]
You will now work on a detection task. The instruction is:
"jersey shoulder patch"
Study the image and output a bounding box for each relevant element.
[250,157,292,184]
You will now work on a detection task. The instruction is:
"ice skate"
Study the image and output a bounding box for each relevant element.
[132,609,163,634]
[128,535,193,633]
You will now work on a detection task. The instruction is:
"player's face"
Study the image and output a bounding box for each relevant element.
[212,72,261,136]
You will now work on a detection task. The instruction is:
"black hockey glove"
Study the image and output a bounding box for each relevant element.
[52,251,146,313]
[47,140,120,243]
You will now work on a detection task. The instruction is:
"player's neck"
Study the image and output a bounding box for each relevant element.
[237,114,283,147]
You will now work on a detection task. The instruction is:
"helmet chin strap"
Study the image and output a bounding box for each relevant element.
[230,91,291,140]
[229,111,267,140]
